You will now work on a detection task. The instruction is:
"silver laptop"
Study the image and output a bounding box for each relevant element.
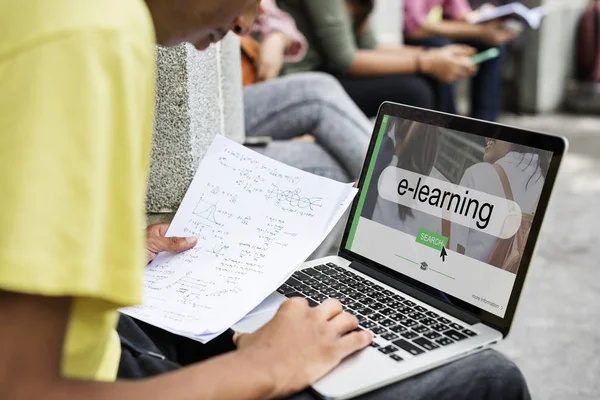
[234,102,567,399]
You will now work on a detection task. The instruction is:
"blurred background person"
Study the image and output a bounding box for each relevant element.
[242,0,308,83]
[403,0,519,121]
[242,0,372,181]
[276,0,478,118]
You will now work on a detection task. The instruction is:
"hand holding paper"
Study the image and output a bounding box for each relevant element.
[122,135,357,343]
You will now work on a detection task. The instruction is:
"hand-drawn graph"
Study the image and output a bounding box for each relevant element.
[193,197,220,224]
[171,274,213,296]
[210,242,230,258]
[265,184,322,210]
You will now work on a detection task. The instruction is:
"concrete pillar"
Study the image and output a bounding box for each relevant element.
[371,0,403,44]
[146,33,244,215]
[518,0,588,113]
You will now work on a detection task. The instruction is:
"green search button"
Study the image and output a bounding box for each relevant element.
[416,228,448,251]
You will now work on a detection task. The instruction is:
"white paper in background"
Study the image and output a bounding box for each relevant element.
[122,136,357,342]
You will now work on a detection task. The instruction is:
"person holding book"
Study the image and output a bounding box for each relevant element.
[0,0,530,399]
[403,0,520,121]
[276,0,480,118]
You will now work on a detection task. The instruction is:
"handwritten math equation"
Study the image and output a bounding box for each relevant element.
[145,145,326,308]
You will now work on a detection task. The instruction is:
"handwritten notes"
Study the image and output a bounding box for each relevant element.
[122,135,357,342]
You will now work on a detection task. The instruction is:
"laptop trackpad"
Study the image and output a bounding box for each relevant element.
[232,292,286,334]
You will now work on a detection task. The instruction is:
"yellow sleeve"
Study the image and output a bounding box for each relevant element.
[0,30,155,306]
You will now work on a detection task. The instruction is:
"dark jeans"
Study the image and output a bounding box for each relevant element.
[406,37,506,122]
[335,74,437,118]
[117,315,531,400]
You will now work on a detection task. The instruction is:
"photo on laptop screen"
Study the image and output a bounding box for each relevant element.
[346,115,553,318]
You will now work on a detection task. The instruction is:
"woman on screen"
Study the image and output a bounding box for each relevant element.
[451,138,550,273]
[363,119,443,237]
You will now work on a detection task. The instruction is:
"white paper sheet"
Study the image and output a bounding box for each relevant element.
[198,184,357,343]
[467,3,546,29]
[122,135,357,342]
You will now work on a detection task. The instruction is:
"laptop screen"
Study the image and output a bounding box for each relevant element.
[345,114,553,318]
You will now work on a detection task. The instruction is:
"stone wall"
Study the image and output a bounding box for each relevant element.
[146,33,244,215]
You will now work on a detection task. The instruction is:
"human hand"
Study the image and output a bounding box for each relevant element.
[255,32,288,82]
[478,21,519,45]
[146,223,197,264]
[233,298,372,398]
[420,45,478,83]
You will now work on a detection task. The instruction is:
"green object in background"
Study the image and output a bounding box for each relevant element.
[346,115,389,250]
[416,228,448,251]
[471,47,501,65]
[427,6,444,23]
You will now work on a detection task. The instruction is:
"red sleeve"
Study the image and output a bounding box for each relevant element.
[403,0,431,37]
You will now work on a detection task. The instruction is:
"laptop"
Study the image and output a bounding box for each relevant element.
[233,102,567,399]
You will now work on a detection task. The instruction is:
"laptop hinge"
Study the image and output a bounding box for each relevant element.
[348,260,481,325]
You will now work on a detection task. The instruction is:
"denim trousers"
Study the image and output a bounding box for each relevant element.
[406,37,506,122]
[117,315,531,400]
[243,72,373,182]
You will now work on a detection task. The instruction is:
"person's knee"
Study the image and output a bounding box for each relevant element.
[299,71,340,87]
[474,350,530,399]
[295,72,345,103]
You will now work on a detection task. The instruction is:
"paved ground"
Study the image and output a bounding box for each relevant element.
[495,114,600,400]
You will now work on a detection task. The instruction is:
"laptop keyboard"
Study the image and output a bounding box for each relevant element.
[277,262,478,363]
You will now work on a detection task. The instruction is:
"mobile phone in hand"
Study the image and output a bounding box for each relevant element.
[471,47,501,65]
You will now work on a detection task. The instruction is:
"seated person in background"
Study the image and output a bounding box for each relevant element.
[242,0,372,182]
[403,0,519,121]
[276,0,478,118]
[243,0,308,83]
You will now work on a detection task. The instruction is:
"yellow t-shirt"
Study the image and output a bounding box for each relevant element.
[0,0,156,381]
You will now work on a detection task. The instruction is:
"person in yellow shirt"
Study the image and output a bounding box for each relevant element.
[0,1,530,399]
[0,0,372,398]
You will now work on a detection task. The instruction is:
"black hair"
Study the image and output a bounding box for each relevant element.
[393,120,440,220]
[510,144,550,189]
